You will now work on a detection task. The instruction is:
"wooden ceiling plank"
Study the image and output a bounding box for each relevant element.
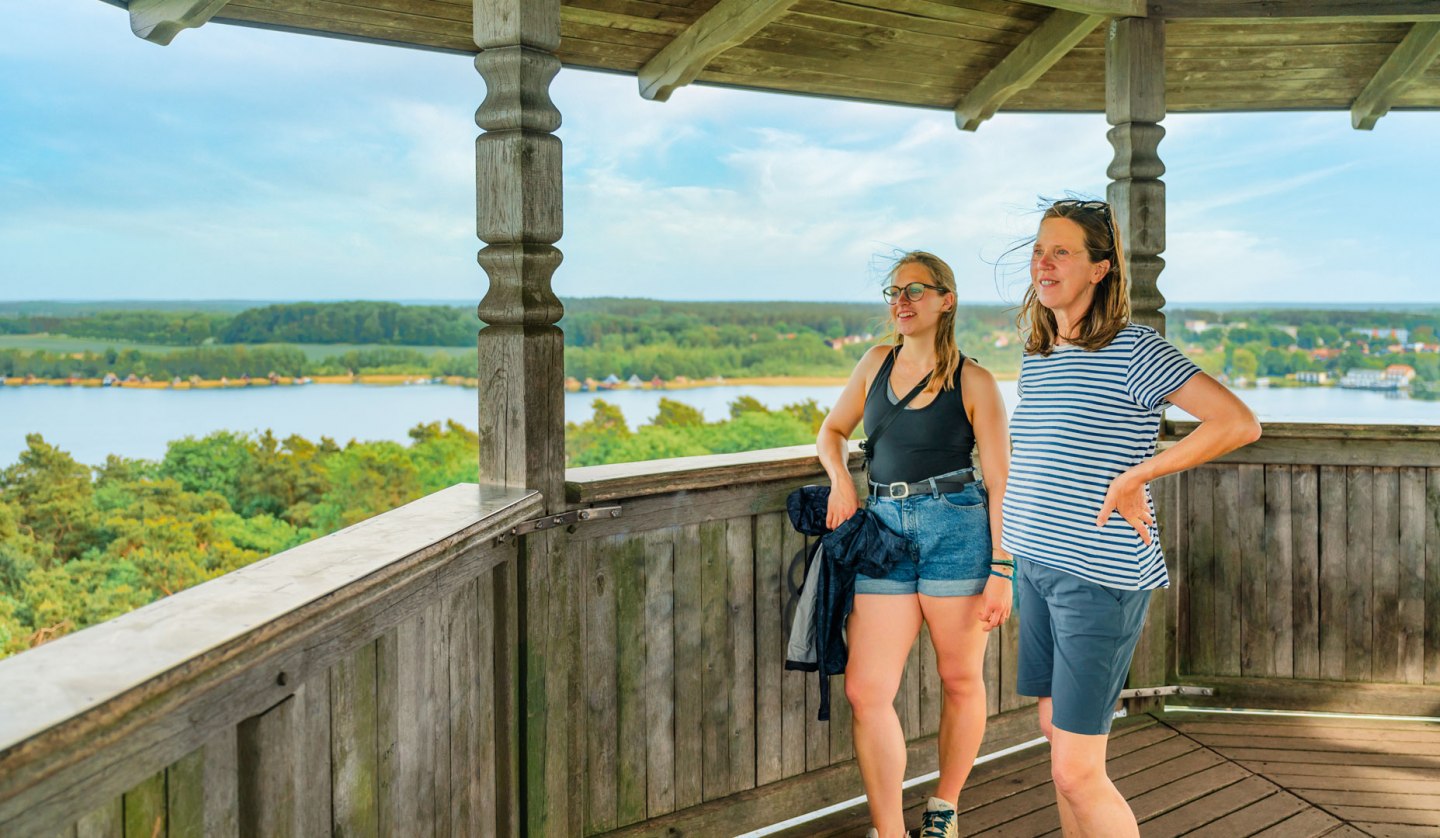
[1154,1,1440,23]
[1022,0,1146,15]
[1351,21,1440,127]
[637,0,802,100]
[128,0,230,44]
[218,3,473,49]
[954,8,1105,130]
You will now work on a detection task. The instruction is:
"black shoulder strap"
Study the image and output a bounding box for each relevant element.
[861,348,932,465]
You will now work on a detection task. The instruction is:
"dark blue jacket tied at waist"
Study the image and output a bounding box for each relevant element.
[783,485,907,721]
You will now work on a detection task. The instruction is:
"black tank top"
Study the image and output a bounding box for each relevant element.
[862,346,975,485]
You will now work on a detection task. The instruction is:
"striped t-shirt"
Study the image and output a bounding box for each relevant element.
[1001,324,1201,590]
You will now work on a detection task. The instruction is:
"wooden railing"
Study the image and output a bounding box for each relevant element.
[1162,422,1440,716]
[0,485,541,837]
[8,423,1434,837]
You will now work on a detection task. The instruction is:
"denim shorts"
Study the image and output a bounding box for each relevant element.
[854,474,991,597]
[1015,560,1151,735]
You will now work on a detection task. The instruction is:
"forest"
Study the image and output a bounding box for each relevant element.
[0,397,824,659]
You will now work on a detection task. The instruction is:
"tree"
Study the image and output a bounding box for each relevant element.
[653,398,706,429]
[160,432,255,506]
[728,395,767,419]
[0,435,99,562]
[1230,348,1259,381]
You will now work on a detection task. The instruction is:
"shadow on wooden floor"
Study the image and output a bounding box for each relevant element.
[772,710,1440,837]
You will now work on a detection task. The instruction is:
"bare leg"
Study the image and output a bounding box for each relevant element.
[1037,698,1080,835]
[1050,725,1138,837]
[846,593,924,838]
[918,592,990,805]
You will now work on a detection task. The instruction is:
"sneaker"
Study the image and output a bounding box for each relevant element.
[918,797,957,838]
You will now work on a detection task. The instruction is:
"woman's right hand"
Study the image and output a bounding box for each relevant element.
[825,481,860,530]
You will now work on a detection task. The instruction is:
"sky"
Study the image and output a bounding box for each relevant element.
[2,1,1438,306]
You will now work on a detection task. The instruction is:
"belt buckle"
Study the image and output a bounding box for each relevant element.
[888,481,909,499]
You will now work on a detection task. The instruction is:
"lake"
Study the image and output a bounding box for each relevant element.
[2,381,1437,466]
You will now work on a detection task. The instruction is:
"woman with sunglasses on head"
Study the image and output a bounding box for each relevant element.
[816,251,1013,838]
[1005,199,1260,837]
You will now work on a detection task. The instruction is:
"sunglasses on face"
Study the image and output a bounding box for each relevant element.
[882,282,947,304]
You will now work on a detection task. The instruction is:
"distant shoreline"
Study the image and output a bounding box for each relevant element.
[2,372,1034,390]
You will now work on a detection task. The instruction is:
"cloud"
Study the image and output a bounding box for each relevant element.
[4,0,1438,307]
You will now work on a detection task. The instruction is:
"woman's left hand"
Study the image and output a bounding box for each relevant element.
[1097,469,1154,544]
[978,572,1012,631]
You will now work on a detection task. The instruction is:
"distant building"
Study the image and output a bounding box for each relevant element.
[626,374,644,387]
[1184,319,1210,333]
[1385,364,1416,385]
[825,334,873,350]
[1340,368,1411,390]
[1294,371,1328,385]
[1353,327,1408,344]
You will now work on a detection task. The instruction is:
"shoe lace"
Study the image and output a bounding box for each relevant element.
[919,807,955,838]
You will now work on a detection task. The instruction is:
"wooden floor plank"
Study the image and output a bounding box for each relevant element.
[1327,805,1440,826]
[1247,807,1345,838]
[1297,789,1440,810]
[1138,775,1276,835]
[1183,787,1310,837]
[1239,760,1440,782]
[1350,824,1440,837]
[1262,772,1440,795]
[1187,732,1440,756]
[1168,718,1440,741]
[1213,748,1440,769]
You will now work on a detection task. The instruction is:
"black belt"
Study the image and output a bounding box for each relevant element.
[869,472,976,499]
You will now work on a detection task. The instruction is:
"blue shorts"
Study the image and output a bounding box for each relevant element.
[854,476,991,597]
[1015,560,1151,735]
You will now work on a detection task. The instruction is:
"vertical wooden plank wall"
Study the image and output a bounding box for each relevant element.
[566,487,1034,836]
[1175,458,1440,692]
[50,551,520,838]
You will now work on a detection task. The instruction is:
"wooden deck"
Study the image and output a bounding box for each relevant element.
[785,711,1440,838]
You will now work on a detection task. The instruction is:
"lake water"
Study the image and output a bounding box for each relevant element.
[2,381,1436,467]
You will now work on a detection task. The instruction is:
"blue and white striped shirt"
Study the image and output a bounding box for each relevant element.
[1001,324,1201,590]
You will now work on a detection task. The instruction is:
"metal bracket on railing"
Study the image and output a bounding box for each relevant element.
[496,505,622,544]
[1118,685,1215,699]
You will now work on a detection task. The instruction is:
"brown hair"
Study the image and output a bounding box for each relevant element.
[1015,199,1131,355]
[886,250,962,394]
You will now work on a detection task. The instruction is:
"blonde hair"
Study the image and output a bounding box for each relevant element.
[886,251,962,394]
[1016,200,1131,355]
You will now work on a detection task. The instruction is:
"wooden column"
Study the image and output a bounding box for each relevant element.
[1105,16,1166,336]
[474,0,566,508]
[1108,15,1170,715]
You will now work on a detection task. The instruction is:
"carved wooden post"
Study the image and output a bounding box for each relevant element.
[1106,16,1166,336]
[474,0,566,508]
[1108,15,1170,715]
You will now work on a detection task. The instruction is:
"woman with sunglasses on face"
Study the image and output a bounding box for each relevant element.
[1005,199,1260,837]
[816,251,1013,838]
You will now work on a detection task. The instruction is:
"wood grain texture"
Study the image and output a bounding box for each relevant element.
[956,9,1104,129]
[639,0,802,100]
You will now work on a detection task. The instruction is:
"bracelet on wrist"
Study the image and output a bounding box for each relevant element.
[988,569,1014,581]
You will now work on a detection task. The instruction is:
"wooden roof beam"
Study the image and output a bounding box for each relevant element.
[1024,1,1147,15]
[638,0,800,102]
[955,10,1106,131]
[1352,22,1440,128]
[126,0,228,45]
[1152,1,1440,23]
